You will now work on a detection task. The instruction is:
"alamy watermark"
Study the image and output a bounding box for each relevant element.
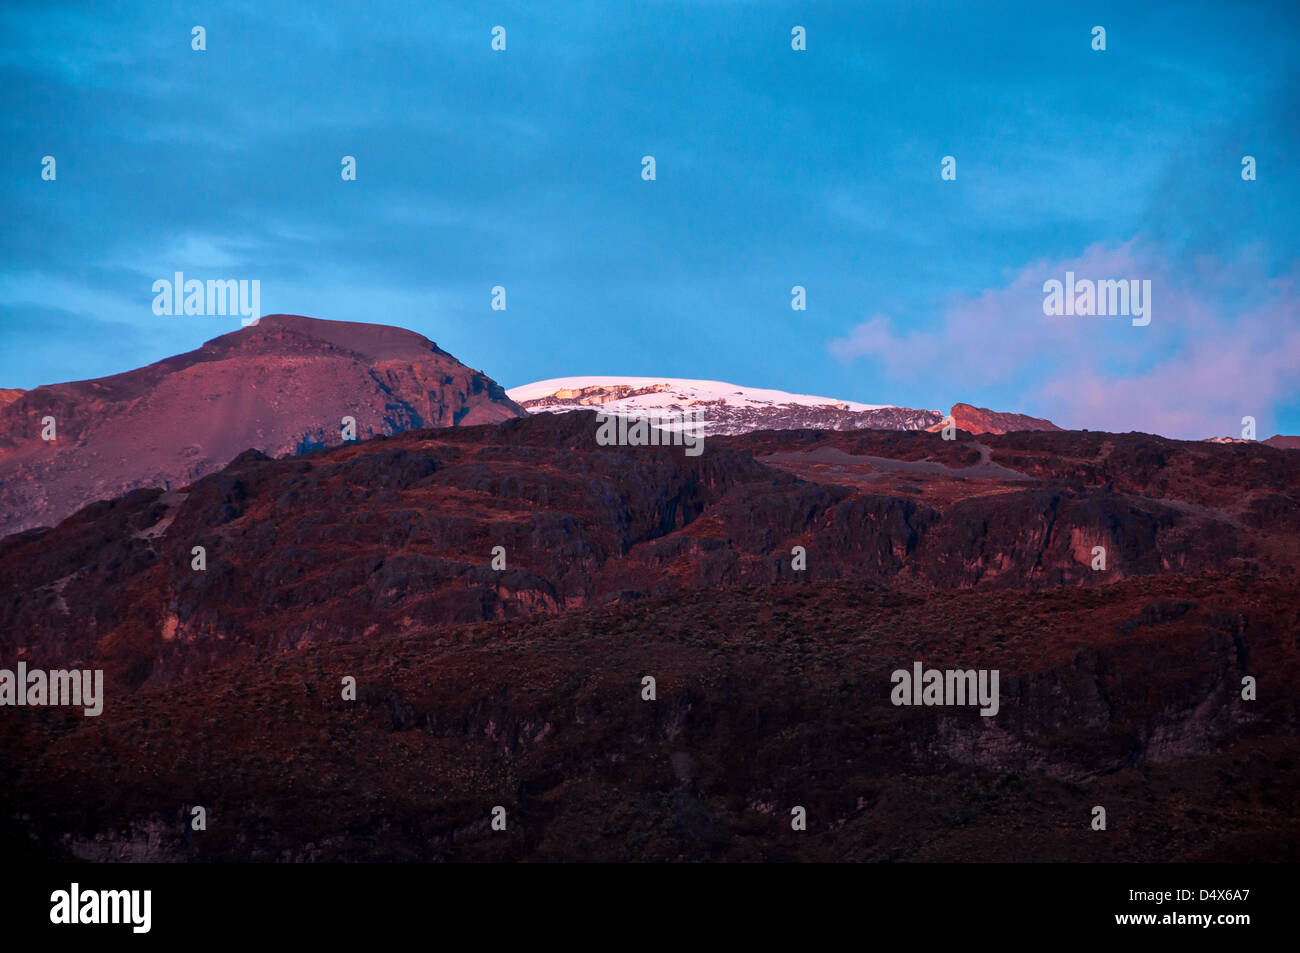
[1,663,104,716]
[890,661,999,717]
[1042,271,1150,326]
[152,272,261,326]
[595,410,705,457]
[50,883,150,933]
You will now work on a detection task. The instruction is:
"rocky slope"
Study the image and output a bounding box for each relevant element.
[2,411,1296,861]
[2,412,1297,692]
[0,315,524,537]
[3,576,1295,862]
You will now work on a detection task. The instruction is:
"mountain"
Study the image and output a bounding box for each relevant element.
[2,411,1297,860]
[509,378,1062,437]
[0,314,524,538]
[508,376,943,433]
[5,410,1297,692]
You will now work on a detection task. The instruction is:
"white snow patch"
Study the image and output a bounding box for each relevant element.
[507,376,894,413]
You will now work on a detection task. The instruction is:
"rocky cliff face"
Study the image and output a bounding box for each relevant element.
[0,315,524,537]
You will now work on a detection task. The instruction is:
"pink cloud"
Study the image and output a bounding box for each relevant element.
[829,240,1300,438]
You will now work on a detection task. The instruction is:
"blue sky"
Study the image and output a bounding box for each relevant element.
[2,0,1297,437]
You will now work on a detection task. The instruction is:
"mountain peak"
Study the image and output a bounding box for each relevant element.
[203,314,452,363]
[0,316,523,537]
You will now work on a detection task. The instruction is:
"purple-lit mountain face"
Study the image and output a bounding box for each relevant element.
[0,315,524,537]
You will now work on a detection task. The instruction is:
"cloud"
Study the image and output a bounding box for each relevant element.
[830,239,1300,438]
[1037,280,1300,438]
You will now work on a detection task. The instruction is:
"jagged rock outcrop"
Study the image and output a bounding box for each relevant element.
[926,402,1062,435]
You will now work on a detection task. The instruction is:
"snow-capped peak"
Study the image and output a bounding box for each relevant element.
[507,376,894,413]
